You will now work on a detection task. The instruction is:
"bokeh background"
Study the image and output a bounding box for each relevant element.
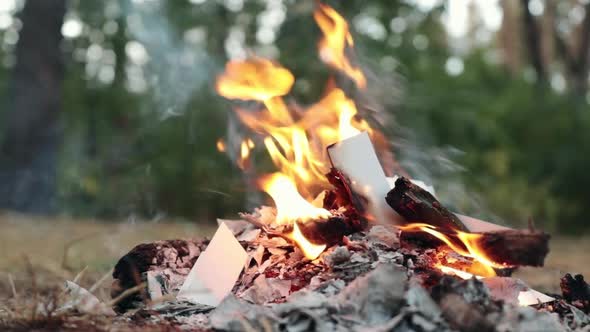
[0,0,589,234]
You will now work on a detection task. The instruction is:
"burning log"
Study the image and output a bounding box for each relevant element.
[469,229,550,267]
[296,213,361,246]
[386,176,469,232]
[388,176,550,267]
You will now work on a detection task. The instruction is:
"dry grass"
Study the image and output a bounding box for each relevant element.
[0,212,588,329]
[513,234,590,293]
[0,212,216,331]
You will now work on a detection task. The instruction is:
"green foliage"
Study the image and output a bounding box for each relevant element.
[1,0,589,232]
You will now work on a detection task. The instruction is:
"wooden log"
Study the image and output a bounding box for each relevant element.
[296,213,364,246]
[400,225,549,267]
[386,176,469,232]
[389,177,549,267]
[471,230,549,267]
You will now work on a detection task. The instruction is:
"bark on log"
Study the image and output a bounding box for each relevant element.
[402,227,549,267]
[471,230,549,267]
[389,177,549,267]
[296,213,362,246]
[386,176,469,232]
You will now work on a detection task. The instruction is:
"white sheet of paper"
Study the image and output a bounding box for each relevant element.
[177,222,248,306]
[328,132,402,224]
[518,288,555,306]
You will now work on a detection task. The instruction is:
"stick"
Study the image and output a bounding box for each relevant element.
[89,268,114,293]
[107,283,146,307]
[473,230,550,267]
[386,176,469,232]
[8,274,17,299]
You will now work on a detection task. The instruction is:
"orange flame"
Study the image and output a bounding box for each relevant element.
[259,173,331,260]
[259,173,332,226]
[398,223,511,278]
[215,4,375,259]
[314,3,366,88]
[290,222,327,260]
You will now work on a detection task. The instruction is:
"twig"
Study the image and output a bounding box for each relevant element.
[7,274,17,299]
[72,266,88,284]
[106,283,146,307]
[260,317,275,332]
[238,317,258,332]
[23,255,38,321]
[88,268,113,293]
[61,232,101,271]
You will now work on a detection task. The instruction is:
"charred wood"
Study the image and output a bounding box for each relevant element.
[561,273,590,313]
[386,176,469,232]
[296,213,362,246]
[471,229,549,267]
[111,239,206,311]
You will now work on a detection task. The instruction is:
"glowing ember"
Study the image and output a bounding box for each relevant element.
[216,139,226,152]
[398,223,512,278]
[436,264,482,280]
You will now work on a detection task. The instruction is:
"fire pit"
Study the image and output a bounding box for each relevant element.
[106,3,589,331]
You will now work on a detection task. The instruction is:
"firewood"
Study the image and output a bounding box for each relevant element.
[470,230,550,267]
[296,214,361,246]
[560,273,590,313]
[401,227,549,267]
[386,176,469,232]
[389,177,549,267]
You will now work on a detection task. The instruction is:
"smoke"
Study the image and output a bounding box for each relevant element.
[123,0,214,117]
[354,42,502,225]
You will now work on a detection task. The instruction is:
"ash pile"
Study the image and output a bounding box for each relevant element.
[108,176,590,332]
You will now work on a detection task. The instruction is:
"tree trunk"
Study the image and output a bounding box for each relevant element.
[0,0,66,214]
[521,0,546,83]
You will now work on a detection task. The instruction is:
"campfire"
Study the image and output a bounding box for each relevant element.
[105,3,589,331]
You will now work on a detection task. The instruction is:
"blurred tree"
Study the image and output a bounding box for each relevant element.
[0,0,66,213]
[521,0,590,96]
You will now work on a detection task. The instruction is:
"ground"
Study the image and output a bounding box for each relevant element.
[0,212,588,330]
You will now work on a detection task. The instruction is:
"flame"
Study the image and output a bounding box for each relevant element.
[314,3,366,88]
[259,173,330,260]
[259,173,331,226]
[237,139,255,170]
[398,223,512,278]
[216,139,226,152]
[215,4,378,259]
[436,264,482,280]
[290,222,327,260]
[216,57,294,102]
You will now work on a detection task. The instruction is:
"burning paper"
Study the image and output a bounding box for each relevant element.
[177,222,248,306]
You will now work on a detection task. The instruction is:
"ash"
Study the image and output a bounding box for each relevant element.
[112,209,590,332]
